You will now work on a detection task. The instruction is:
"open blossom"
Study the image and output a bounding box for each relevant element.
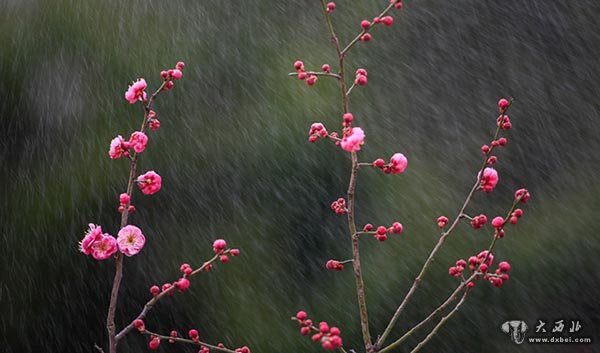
[117,225,146,256]
[479,167,499,192]
[340,127,365,152]
[124,78,147,104]
[137,171,162,195]
[390,153,408,174]
[109,135,128,159]
[91,234,118,260]
[79,224,103,255]
[129,131,148,153]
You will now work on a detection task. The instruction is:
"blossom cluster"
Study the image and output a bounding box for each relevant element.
[361,222,404,242]
[448,250,512,288]
[79,224,146,260]
[295,311,343,351]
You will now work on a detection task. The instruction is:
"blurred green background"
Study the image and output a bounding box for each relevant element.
[1,0,599,352]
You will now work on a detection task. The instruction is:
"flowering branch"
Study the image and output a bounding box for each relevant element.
[115,248,234,340]
[376,100,513,347]
[290,1,530,353]
[378,193,525,353]
[79,63,249,353]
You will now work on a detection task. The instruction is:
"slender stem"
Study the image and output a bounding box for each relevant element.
[409,290,469,353]
[349,152,372,350]
[115,250,230,340]
[141,330,238,353]
[288,71,341,80]
[378,276,473,353]
[319,0,372,349]
[376,105,513,348]
[345,83,356,97]
[106,80,169,353]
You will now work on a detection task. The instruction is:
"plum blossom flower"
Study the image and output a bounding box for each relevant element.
[91,234,118,260]
[129,131,148,153]
[109,136,129,159]
[137,171,162,195]
[125,79,147,104]
[79,224,103,255]
[340,127,365,152]
[479,167,499,192]
[390,153,408,174]
[117,225,146,256]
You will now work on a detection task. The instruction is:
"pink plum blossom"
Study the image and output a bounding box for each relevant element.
[137,171,162,195]
[125,79,147,104]
[390,153,408,174]
[129,131,148,153]
[340,127,365,152]
[91,234,118,260]
[79,224,103,255]
[109,136,128,159]
[117,225,146,256]
[479,167,499,192]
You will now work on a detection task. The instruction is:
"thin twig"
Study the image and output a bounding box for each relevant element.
[409,290,469,353]
[288,71,342,80]
[141,329,238,353]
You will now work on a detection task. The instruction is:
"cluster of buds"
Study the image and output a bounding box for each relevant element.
[308,122,328,143]
[508,208,524,225]
[354,68,368,86]
[325,260,345,271]
[159,61,185,91]
[294,311,343,351]
[213,239,240,264]
[330,198,347,215]
[469,250,494,272]
[117,192,135,214]
[354,1,402,42]
[487,261,511,287]
[450,253,512,289]
[470,214,488,229]
[448,259,467,278]
[497,114,512,130]
[148,110,160,132]
[293,60,318,86]
[371,153,408,174]
[362,222,403,241]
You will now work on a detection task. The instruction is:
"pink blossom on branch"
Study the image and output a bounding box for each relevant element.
[79,224,103,255]
[137,171,162,195]
[92,234,118,260]
[109,135,129,159]
[129,131,148,153]
[390,153,408,174]
[124,78,148,104]
[479,167,499,192]
[117,225,146,257]
[340,127,365,152]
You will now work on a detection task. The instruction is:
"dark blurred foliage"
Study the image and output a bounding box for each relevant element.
[1,0,599,352]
